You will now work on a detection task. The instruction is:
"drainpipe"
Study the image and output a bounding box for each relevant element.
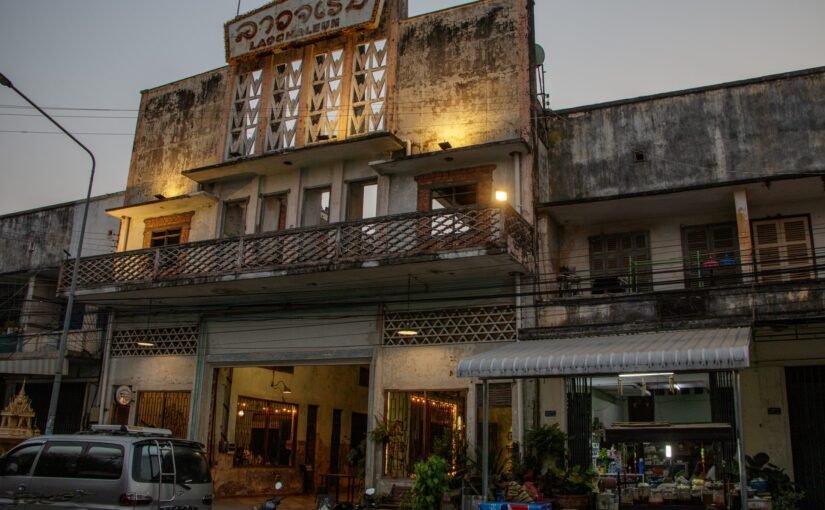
[733,370,749,509]
[96,310,116,424]
[511,152,522,214]
[188,317,208,440]
[482,379,490,501]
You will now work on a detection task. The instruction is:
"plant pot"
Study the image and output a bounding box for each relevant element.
[551,494,589,510]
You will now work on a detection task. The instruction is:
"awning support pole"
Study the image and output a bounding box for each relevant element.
[733,370,748,509]
[482,379,490,502]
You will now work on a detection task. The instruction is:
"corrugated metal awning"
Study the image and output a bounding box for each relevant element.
[457,327,751,378]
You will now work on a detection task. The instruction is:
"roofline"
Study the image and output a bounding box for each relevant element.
[538,171,825,209]
[0,191,125,221]
[547,65,825,115]
[401,0,491,23]
[140,65,229,95]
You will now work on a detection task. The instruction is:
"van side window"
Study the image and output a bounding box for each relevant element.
[0,443,42,476]
[132,443,211,483]
[33,443,83,477]
[76,444,124,479]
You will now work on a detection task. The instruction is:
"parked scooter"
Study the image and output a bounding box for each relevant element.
[257,481,285,510]
[353,488,377,510]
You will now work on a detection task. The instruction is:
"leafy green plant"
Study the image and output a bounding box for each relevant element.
[555,465,597,496]
[521,424,567,478]
[745,453,805,510]
[369,415,390,444]
[411,455,451,510]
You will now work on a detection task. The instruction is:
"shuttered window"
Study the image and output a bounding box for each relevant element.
[752,216,815,282]
[589,232,652,293]
[682,223,741,288]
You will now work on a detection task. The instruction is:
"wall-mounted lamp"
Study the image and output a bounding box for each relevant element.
[495,190,508,202]
[438,141,452,151]
[271,379,292,394]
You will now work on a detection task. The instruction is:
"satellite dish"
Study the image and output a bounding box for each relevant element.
[535,44,546,66]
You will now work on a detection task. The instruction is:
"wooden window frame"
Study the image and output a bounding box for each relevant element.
[588,231,652,293]
[751,214,816,283]
[414,166,494,212]
[142,212,194,249]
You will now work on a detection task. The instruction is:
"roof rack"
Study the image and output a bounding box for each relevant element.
[86,424,174,437]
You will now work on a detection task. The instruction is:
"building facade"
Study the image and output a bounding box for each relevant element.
[59,0,540,496]
[0,192,123,435]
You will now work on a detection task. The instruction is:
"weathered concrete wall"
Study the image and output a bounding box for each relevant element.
[0,192,123,274]
[394,0,532,152]
[126,70,228,205]
[541,68,825,203]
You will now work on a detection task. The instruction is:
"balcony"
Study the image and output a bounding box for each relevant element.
[59,206,534,295]
[0,330,103,375]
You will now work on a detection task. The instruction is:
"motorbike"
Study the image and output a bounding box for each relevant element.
[257,481,285,510]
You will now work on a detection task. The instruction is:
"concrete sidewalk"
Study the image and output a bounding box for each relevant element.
[214,494,317,510]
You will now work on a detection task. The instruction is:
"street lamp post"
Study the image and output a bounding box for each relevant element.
[0,72,96,435]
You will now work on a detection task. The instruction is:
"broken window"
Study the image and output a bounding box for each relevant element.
[307,48,344,143]
[346,179,378,221]
[301,187,331,227]
[589,231,652,294]
[222,200,248,238]
[150,228,182,247]
[350,39,387,136]
[430,183,478,210]
[227,69,263,158]
[267,59,303,151]
[259,193,288,233]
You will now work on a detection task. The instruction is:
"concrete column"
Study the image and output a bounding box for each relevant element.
[733,190,753,281]
[376,175,390,217]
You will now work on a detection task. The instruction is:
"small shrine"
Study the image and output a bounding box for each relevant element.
[0,383,40,453]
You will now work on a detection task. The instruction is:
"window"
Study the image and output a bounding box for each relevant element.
[0,443,42,476]
[76,444,124,480]
[384,390,466,478]
[347,180,378,221]
[132,442,211,484]
[222,199,248,238]
[302,187,331,227]
[753,216,815,282]
[150,228,182,247]
[589,231,652,293]
[682,223,741,288]
[259,193,288,233]
[431,184,478,210]
[142,213,193,249]
[33,442,84,477]
[234,396,298,467]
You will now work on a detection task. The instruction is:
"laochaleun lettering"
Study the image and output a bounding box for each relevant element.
[226,0,382,61]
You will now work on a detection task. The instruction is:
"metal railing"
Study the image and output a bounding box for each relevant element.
[0,329,103,356]
[59,206,534,291]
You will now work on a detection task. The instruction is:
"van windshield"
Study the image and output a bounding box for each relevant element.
[132,442,211,484]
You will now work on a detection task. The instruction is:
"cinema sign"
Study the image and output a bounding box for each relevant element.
[225,0,385,62]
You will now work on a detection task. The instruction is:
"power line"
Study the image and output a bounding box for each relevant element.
[0,129,134,136]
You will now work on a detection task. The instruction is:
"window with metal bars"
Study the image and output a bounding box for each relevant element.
[383,390,466,478]
[681,223,741,288]
[588,231,652,293]
[234,396,298,467]
[752,216,815,282]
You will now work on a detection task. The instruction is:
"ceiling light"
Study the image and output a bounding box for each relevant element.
[136,341,154,347]
[398,329,418,337]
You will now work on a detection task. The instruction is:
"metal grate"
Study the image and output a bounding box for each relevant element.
[111,326,198,357]
[384,305,516,346]
[267,58,303,151]
[227,69,263,158]
[307,48,344,143]
[136,391,191,438]
[349,39,387,136]
[566,377,592,470]
[61,206,535,291]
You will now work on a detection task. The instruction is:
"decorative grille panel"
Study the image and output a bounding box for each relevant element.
[350,39,387,136]
[307,48,344,143]
[111,326,198,357]
[384,305,516,346]
[227,69,263,158]
[267,58,303,151]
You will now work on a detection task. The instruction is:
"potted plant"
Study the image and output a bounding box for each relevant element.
[411,455,451,510]
[550,465,597,510]
[745,453,805,510]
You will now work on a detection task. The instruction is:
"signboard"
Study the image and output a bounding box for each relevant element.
[225,0,385,62]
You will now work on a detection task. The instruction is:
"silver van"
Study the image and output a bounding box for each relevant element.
[0,425,213,509]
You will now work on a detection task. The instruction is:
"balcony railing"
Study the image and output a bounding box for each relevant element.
[0,330,103,356]
[59,206,534,292]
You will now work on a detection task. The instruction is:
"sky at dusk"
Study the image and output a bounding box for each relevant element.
[1,0,823,215]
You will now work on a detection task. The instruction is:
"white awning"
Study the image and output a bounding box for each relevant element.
[457,327,751,378]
